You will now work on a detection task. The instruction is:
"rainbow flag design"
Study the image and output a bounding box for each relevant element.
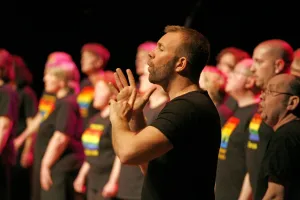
[219,117,240,160]
[38,94,56,121]
[247,113,262,150]
[82,123,104,156]
[77,86,94,118]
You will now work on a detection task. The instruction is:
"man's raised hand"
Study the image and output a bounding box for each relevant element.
[109,68,156,113]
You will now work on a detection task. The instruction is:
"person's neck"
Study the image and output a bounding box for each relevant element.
[273,113,299,131]
[231,90,260,108]
[165,76,199,100]
[56,88,69,99]
[149,91,169,108]
[88,70,105,86]
[100,105,110,118]
[212,99,220,106]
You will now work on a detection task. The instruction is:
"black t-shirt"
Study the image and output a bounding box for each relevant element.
[224,95,238,112]
[77,78,99,129]
[82,114,115,190]
[38,91,56,122]
[246,113,273,197]
[16,86,38,161]
[217,103,234,126]
[16,86,38,136]
[142,90,221,200]
[143,102,166,125]
[34,94,85,172]
[0,84,18,165]
[118,102,166,199]
[255,120,300,200]
[215,104,258,200]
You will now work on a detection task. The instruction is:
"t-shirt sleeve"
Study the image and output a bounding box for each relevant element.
[263,134,292,185]
[23,89,38,118]
[38,91,47,110]
[150,99,195,147]
[0,89,15,120]
[55,100,78,137]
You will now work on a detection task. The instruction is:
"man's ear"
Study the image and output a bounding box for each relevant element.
[274,59,285,74]
[287,96,300,111]
[59,79,67,89]
[95,58,104,69]
[175,57,188,73]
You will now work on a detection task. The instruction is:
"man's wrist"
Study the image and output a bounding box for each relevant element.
[41,160,51,169]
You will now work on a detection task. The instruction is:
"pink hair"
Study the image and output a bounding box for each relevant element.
[46,51,73,68]
[202,66,227,91]
[138,41,157,52]
[81,43,110,66]
[0,49,14,81]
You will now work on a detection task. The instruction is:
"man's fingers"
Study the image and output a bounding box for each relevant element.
[114,72,123,91]
[108,82,119,96]
[126,69,136,88]
[116,68,129,87]
[128,88,137,107]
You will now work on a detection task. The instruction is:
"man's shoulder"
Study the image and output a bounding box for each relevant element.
[275,120,300,136]
[170,90,210,103]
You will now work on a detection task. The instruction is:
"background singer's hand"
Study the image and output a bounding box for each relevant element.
[40,166,53,191]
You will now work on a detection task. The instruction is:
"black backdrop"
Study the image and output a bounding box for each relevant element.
[0,0,298,97]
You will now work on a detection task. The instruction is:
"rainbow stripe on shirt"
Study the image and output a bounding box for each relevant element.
[38,94,56,121]
[77,86,94,118]
[82,123,104,156]
[247,113,262,150]
[218,117,240,160]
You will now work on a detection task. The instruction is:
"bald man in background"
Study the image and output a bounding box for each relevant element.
[291,49,300,77]
[239,39,294,199]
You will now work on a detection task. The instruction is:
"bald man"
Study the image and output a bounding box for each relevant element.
[239,40,294,199]
[255,74,300,200]
[291,49,300,77]
[251,39,293,89]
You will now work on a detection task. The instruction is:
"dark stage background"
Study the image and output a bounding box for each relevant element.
[0,0,298,97]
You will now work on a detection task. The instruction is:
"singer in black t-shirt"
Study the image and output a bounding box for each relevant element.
[0,49,19,200]
[32,61,84,200]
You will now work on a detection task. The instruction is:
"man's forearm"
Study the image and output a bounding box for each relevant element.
[41,132,69,168]
[129,112,147,132]
[112,118,135,160]
[78,161,90,179]
[22,118,35,154]
[22,136,34,154]
[129,112,148,173]
[263,191,284,200]
[238,173,252,200]
[262,182,284,200]
[0,128,11,154]
[17,114,42,145]
[0,118,12,154]
[108,157,121,184]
